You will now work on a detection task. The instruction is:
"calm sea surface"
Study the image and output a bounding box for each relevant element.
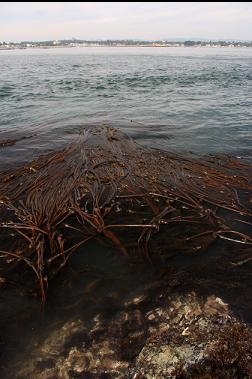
[0,46,252,168]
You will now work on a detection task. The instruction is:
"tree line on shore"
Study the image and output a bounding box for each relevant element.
[1,39,252,48]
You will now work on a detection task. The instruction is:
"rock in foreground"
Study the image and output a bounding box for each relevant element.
[15,289,252,379]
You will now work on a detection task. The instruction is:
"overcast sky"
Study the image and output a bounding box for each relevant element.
[1,2,252,42]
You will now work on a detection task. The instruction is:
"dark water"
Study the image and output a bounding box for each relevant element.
[0,47,252,376]
[0,47,252,167]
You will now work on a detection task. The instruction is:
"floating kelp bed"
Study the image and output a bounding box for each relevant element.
[0,126,251,307]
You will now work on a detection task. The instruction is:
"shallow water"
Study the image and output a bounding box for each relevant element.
[0,240,156,377]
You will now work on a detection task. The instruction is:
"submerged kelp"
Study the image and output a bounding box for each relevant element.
[0,134,35,148]
[0,127,251,305]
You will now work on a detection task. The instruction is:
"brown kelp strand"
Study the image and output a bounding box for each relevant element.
[0,134,36,148]
[0,127,251,306]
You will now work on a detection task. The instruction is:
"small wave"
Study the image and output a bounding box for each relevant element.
[0,84,15,98]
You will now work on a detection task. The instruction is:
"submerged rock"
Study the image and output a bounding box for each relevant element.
[13,290,252,379]
[129,293,252,378]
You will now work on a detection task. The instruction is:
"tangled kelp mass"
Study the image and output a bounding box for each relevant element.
[0,127,251,305]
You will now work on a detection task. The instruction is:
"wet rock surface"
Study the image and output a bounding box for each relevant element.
[128,294,252,378]
[14,286,252,379]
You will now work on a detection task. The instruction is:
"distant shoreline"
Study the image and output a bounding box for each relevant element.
[1,45,252,51]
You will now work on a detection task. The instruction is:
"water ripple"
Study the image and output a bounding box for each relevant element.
[0,47,252,157]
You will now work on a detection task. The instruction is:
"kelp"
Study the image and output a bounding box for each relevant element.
[0,126,251,306]
[0,134,35,148]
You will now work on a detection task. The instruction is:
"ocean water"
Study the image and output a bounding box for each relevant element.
[0,46,252,168]
[0,47,252,376]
